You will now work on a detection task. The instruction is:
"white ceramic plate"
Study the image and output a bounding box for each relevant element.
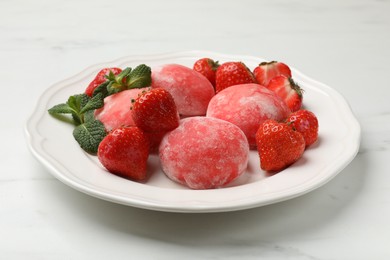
[25,51,361,213]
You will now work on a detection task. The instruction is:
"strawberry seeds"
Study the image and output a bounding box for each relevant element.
[48,57,319,190]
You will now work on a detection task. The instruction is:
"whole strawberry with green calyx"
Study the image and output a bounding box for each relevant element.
[85,67,122,97]
[98,126,149,181]
[131,88,180,133]
[256,119,305,172]
[253,61,292,86]
[193,58,220,87]
[215,61,256,93]
[91,64,152,97]
[267,75,303,112]
[286,110,319,147]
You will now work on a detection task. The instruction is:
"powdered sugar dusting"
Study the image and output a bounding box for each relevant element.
[159,117,249,189]
[151,64,215,116]
[207,83,290,148]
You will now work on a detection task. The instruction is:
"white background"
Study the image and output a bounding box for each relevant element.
[1,0,389,259]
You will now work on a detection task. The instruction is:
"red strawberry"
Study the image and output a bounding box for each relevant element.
[144,131,166,154]
[253,61,291,86]
[85,67,122,97]
[132,88,180,133]
[286,110,319,147]
[267,75,303,112]
[98,126,149,181]
[256,119,305,172]
[193,58,220,87]
[215,61,256,93]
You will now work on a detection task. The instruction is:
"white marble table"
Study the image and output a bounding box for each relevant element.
[1,0,389,259]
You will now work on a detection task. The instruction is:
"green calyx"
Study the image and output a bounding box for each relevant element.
[101,64,152,96]
[288,77,303,97]
[259,61,277,66]
[48,63,151,154]
[207,59,220,71]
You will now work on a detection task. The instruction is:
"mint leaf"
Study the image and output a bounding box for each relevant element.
[126,64,151,89]
[48,93,98,125]
[67,95,81,112]
[73,120,106,154]
[48,103,73,114]
[83,110,95,123]
[67,94,89,111]
[104,65,151,95]
[80,94,90,108]
[80,92,104,114]
[48,103,75,124]
[92,81,110,98]
[66,94,88,124]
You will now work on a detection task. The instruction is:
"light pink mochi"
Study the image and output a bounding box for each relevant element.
[206,83,291,149]
[151,64,215,116]
[94,88,148,131]
[159,117,249,189]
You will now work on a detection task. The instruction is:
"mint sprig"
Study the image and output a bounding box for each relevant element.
[48,93,106,154]
[48,64,152,154]
[48,93,103,125]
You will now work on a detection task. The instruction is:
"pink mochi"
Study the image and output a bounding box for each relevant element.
[159,117,249,189]
[151,64,215,116]
[206,83,291,149]
[94,88,148,131]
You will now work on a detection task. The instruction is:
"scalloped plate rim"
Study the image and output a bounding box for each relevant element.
[25,50,361,213]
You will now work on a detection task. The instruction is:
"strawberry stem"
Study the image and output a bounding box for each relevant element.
[259,61,277,66]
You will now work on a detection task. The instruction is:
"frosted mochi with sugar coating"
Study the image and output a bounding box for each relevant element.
[151,64,215,116]
[207,83,290,148]
[94,88,148,131]
[159,117,249,189]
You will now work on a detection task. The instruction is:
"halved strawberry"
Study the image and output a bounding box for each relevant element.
[193,58,220,87]
[267,75,303,112]
[253,61,291,86]
[215,61,256,93]
[131,88,180,133]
